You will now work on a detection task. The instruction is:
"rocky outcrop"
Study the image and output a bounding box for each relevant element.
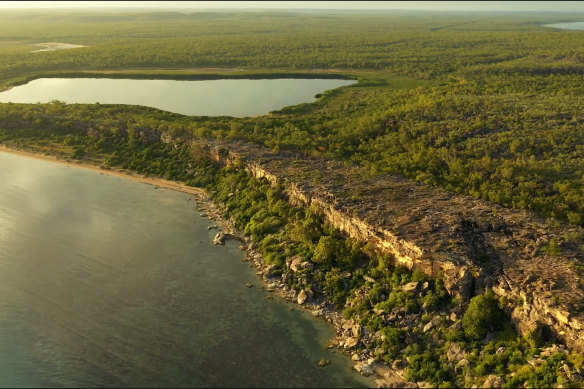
[212,232,227,245]
[196,139,584,352]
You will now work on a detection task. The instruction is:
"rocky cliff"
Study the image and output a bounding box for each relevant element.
[203,140,584,352]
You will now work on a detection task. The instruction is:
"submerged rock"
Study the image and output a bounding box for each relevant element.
[212,232,225,245]
[353,362,373,377]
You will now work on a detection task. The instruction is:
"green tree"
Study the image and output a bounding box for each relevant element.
[313,235,338,264]
[462,292,504,340]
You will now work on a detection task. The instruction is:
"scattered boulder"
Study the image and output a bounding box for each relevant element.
[423,321,434,333]
[287,256,314,272]
[296,288,313,305]
[353,362,373,377]
[446,343,467,363]
[212,232,225,245]
[289,256,304,272]
[455,358,469,374]
[364,275,376,283]
[402,282,419,293]
[482,374,505,388]
[344,337,360,349]
[297,289,309,305]
[318,359,331,367]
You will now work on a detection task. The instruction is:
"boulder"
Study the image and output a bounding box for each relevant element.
[364,275,376,283]
[353,362,373,377]
[344,337,360,349]
[212,232,225,245]
[402,282,419,293]
[423,321,434,333]
[446,343,467,363]
[289,256,304,272]
[482,375,505,388]
[297,288,313,304]
[455,358,469,374]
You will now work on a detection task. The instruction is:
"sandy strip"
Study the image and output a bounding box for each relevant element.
[0,145,206,196]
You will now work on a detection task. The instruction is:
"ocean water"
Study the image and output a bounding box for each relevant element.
[0,151,372,388]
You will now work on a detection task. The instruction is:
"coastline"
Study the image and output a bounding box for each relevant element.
[0,145,206,197]
[0,144,391,388]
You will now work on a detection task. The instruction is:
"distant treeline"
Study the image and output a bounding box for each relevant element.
[1,10,584,85]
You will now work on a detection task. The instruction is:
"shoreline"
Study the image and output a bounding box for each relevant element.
[0,145,206,197]
[0,144,392,388]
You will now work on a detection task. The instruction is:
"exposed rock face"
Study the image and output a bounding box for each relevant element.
[197,139,584,352]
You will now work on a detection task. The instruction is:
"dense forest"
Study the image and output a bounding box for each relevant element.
[0,10,583,226]
[1,9,584,388]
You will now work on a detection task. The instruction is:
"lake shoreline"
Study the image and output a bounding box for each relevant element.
[0,144,387,388]
[0,70,359,94]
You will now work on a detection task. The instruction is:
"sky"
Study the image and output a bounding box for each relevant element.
[0,1,583,13]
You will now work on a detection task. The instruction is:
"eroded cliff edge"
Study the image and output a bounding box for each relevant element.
[194,139,584,352]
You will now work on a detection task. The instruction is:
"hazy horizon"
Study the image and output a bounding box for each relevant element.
[1,1,583,13]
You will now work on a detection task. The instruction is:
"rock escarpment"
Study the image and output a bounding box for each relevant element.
[202,140,584,352]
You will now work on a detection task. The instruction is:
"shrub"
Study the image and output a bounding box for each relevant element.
[462,292,504,340]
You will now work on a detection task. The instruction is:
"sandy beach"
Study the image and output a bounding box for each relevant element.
[0,145,206,197]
